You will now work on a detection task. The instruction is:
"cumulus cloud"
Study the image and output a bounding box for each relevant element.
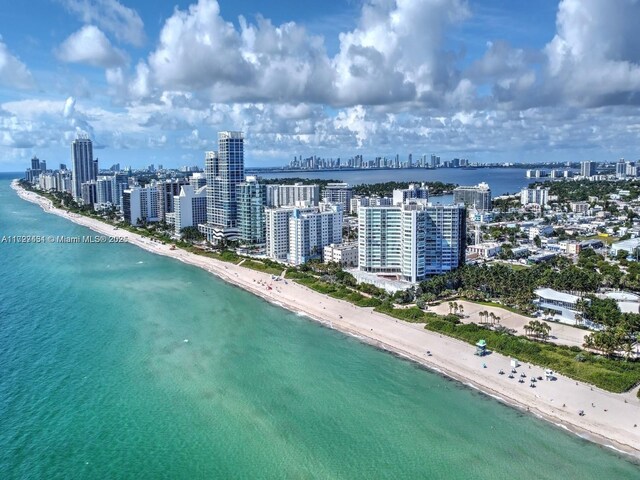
[333,0,469,106]
[139,0,332,104]
[56,25,128,68]
[6,0,640,167]
[59,0,145,46]
[543,0,640,106]
[129,0,468,107]
[485,0,640,108]
[0,39,34,89]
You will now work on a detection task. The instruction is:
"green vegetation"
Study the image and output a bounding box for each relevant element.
[536,179,640,203]
[352,181,456,197]
[18,182,640,394]
[255,178,457,197]
[259,177,340,186]
[421,315,640,393]
[418,256,602,314]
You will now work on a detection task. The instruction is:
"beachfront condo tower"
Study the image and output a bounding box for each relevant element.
[237,176,267,247]
[199,131,245,243]
[358,201,466,283]
[71,134,98,201]
[265,204,343,265]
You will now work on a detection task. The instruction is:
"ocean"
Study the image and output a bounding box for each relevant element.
[0,172,638,479]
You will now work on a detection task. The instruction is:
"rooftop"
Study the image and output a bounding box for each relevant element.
[534,287,581,304]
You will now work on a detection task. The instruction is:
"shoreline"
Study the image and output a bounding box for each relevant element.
[11,180,640,463]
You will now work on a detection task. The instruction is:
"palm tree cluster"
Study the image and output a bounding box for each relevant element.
[419,257,604,314]
[478,311,500,325]
[447,301,464,317]
[523,320,552,341]
[583,328,636,359]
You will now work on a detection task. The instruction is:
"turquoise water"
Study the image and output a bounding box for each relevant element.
[0,173,638,479]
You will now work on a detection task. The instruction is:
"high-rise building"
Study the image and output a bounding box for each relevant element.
[237,176,267,246]
[110,174,129,209]
[174,185,207,236]
[122,184,160,225]
[265,207,300,261]
[616,158,627,178]
[71,135,98,201]
[158,178,189,222]
[581,161,597,177]
[358,202,466,282]
[520,187,549,206]
[265,203,343,264]
[189,172,207,189]
[350,196,393,216]
[626,162,638,178]
[322,182,353,213]
[81,180,97,207]
[265,183,320,207]
[453,182,491,212]
[288,204,343,265]
[392,183,429,205]
[96,177,113,205]
[199,131,245,243]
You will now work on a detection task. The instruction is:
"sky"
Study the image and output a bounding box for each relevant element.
[1,0,640,170]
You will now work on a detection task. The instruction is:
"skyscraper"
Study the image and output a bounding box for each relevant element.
[322,183,353,213]
[358,202,466,282]
[581,161,597,178]
[237,176,267,246]
[71,135,97,201]
[452,182,492,212]
[199,131,245,243]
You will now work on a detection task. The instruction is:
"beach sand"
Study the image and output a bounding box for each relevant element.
[12,181,640,460]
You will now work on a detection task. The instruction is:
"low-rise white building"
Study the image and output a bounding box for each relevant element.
[324,243,358,267]
[466,242,502,259]
[528,225,553,240]
[534,287,584,325]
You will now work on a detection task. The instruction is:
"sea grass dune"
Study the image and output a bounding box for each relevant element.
[12,180,640,461]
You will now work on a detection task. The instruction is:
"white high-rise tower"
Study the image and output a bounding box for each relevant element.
[199,131,245,243]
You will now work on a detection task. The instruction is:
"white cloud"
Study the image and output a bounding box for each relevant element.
[6,0,640,166]
[542,0,640,106]
[0,40,34,89]
[130,0,467,107]
[59,0,145,46]
[56,25,128,68]
[333,0,469,106]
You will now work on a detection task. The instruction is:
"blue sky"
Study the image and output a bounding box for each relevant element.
[1,0,639,171]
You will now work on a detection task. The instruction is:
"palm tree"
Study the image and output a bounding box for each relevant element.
[458,304,464,317]
[539,322,551,341]
[448,302,454,314]
[574,312,583,326]
[489,312,496,325]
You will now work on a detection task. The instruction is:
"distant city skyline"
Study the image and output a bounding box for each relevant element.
[2,1,640,171]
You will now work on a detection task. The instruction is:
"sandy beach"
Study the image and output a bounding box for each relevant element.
[12,181,640,460]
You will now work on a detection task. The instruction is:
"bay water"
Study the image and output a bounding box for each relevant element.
[0,173,638,479]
